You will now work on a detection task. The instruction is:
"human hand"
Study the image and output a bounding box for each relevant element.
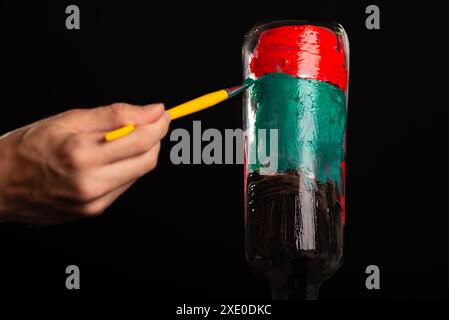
[0,103,170,224]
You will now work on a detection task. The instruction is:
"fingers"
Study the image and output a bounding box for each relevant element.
[53,142,161,205]
[69,181,135,217]
[47,111,167,213]
[0,102,169,225]
[59,102,165,132]
[9,181,135,224]
[42,102,169,223]
[57,111,170,168]
[97,112,170,164]
[96,142,161,190]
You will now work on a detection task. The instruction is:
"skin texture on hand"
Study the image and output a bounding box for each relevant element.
[0,103,170,225]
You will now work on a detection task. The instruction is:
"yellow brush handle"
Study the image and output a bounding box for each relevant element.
[168,89,228,120]
[104,124,136,142]
[104,89,229,141]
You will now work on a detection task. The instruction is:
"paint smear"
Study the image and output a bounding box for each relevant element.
[249,72,346,190]
[249,25,348,91]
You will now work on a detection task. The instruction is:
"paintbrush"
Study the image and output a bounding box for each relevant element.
[104,81,253,142]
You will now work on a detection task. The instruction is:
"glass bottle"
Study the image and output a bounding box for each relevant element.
[243,20,349,300]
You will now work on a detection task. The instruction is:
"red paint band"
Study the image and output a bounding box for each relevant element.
[249,25,348,91]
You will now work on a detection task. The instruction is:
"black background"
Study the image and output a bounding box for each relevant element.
[0,0,448,301]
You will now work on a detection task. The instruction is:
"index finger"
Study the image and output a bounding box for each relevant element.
[95,112,170,164]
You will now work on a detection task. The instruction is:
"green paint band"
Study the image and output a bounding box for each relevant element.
[249,73,346,187]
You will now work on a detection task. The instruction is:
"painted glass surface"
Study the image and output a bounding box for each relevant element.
[243,20,349,299]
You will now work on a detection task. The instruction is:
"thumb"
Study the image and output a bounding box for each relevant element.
[58,103,166,132]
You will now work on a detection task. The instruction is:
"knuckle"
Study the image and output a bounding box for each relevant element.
[144,120,168,147]
[108,103,130,121]
[79,202,105,217]
[162,117,170,134]
[148,150,159,171]
[158,117,170,137]
[61,135,86,169]
[62,108,83,118]
[148,159,157,171]
[72,177,98,202]
[135,132,152,151]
